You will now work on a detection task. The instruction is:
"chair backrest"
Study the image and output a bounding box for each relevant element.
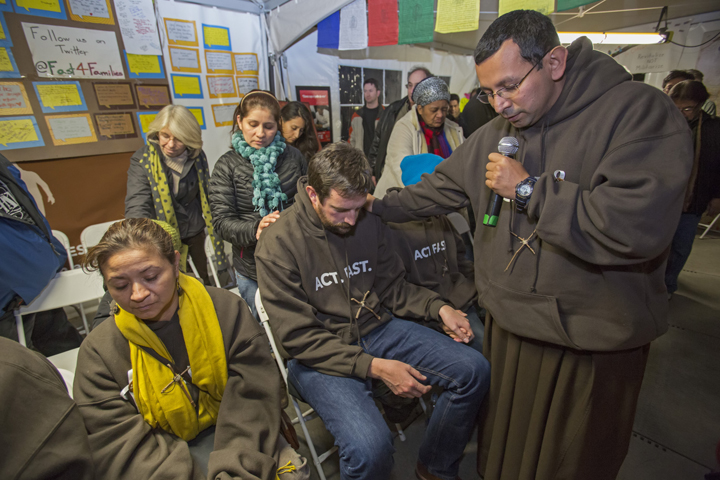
[204,235,222,287]
[255,289,290,384]
[81,220,122,252]
[18,268,105,315]
[52,229,73,268]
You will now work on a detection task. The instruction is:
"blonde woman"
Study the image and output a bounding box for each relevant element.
[125,105,226,285]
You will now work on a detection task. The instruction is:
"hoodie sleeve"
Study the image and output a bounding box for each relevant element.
[256,248,375,379]
[124,148,156,220]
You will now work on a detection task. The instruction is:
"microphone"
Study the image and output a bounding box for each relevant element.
[483,136,519,227]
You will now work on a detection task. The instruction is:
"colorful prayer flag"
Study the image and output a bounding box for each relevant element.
[435,0,479,34]
[339,0,368,50]
[398,0,434,45]
[368,0,398,47]
[317,11,340,49]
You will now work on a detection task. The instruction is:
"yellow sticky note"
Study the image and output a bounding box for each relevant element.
[203,26,229,48]
[127,54,161,75]
[0,48,12,72]
[0,119,39,146]
[36,84,82,109]
[138,113,158,133]
[435,0,480,34]
[189,108,203,126]
[173,76,201,96]
[16,0,61,12]
[498,0,554,17]
[0,20,5,40]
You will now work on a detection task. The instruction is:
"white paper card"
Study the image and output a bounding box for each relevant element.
[48,116,92,140]
[114,0,162,55]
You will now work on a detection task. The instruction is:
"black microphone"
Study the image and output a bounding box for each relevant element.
[483,136,519,227]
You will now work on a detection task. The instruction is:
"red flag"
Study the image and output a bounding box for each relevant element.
[368,0,398,47]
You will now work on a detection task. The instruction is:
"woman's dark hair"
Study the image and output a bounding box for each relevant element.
[308,142,372,203]
[83,218,175,276]
[474,10,560,68]
[668,80,709,104]
[281,101,319,160]
[231,89,281,135]
[662,70,694,89]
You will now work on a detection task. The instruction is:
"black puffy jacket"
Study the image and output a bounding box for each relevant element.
[368,96,409,179]
[209,145,306,280]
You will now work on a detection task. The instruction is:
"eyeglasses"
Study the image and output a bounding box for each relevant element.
[677,104,700,113]
[477,49,553,104]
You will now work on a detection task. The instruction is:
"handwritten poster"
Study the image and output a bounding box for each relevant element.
[435,0,478,34]
[135,84,170,108]
[124,52,164,78]
[211,103,235,127]
[205,50,233,74]
[23,23,125,79]
[236,76,258,96]
[114,0,161,55]
[67,0,114,25]
[0,12,13,48]
[33,81,88,113]
[187,106,205,130]
[207,75,235,98]
[136,110,158,140]
[233,53,258,75]
[46,113,97,145]
[94,112,136,138]
[0,47,20,78]
[93,82,135,109]
[202,24,230,51]
[164,18,197,47]
[13,0,67,20]
[169,46,201,73]
[0,116,45,150]
[171,74,202,99]
[0,82,33,115]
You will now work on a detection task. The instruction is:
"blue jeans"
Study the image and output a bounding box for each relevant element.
[288,318,490,480]
[234,270,259,319]
[665,213,702,294]
[465,305,485,354]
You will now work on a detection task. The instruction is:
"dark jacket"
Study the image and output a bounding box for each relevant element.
[685,111,720,215]
[369,96,410,178]
[255,177,447,379]
[373,37,693,352]
[457,96,498,138]
[73,287,282,480]
[209,145,306,280]
[125,145,206,240]
[0,337,95,480]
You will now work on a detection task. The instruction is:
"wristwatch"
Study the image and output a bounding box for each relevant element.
[515,176,537,211]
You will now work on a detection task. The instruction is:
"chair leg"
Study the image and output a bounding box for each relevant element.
[291,397,327,480]
[699,213,720,239]
[209,262,221,288]
[79,304,90,335]
[14,311,27,347]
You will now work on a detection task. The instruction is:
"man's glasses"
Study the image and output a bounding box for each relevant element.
[677,104,700,113]
[477,49,553,104]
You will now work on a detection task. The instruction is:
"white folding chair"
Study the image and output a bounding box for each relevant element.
[204,235,222,288]
[699,213,720,239]
[254,290,337,480]
[446,212,474,244]
[47,347,79,398]
[80,219,122,252]
[14,269,105,347]
[52,230,74,268]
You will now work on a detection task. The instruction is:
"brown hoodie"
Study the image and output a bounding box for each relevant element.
[373,38,693,352]
[255,177,448,379]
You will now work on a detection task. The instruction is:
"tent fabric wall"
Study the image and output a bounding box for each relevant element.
[266,0,353,54]
[284,30,478,143]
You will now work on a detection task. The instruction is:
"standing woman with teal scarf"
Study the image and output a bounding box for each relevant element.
[209,91,306,316]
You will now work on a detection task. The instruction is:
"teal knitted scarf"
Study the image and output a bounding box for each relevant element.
[232,130,288,217]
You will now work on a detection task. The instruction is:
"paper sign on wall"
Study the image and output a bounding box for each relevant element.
[0,0,12,12]
[114,0,161,55]
[14,0,67,20]
[205,50,233,74]
[211,103,235,127]
[124,51,164,78]
[23,23,125,79]
[67,0,114,25]
[0,12,13,48]
[236,76,258,96]
[94,112,136,138]
[0,116,45,150]
[187,106,205,130]
[135,84,170,108]
[169,46,201,73]
[136,110,159,140]
[207,75,235,98]
[0,82,33,115]
[202,24,230,51]
[164,18,197,47]
[0,47,20,78]
[233,53,258,75]
[93,82,135,109]
[33,81,88,113]
[171,74,203,98]
[46,113,97,145]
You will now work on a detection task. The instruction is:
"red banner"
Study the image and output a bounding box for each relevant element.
[368,0,399,47]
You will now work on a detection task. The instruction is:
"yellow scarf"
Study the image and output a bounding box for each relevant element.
[115,273,227,441]
[139,142,228,275]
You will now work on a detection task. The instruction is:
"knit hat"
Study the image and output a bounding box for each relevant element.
[400,154,444,186]
[412,76,450,107]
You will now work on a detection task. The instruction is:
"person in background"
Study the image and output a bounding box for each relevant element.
[125,105,225,286]
[74,218,306,480]
[369,66,431,179]
[687,68,717,117]
[368,10,692,479]
[665,80,720,298]
[0,336,95,480]
[349,78,384,158]
[457,89,499,138]
[374,76,463,198]
[447,93,461,121]
[209,90,306,317]
[662,69,694,94]
[280,101,320,163]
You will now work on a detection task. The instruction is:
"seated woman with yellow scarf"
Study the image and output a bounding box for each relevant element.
[74,218,305,480]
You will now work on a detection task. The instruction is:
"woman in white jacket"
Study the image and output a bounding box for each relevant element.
[374,76,464,197]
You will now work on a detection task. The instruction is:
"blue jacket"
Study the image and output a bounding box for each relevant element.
[0,155,66,315]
